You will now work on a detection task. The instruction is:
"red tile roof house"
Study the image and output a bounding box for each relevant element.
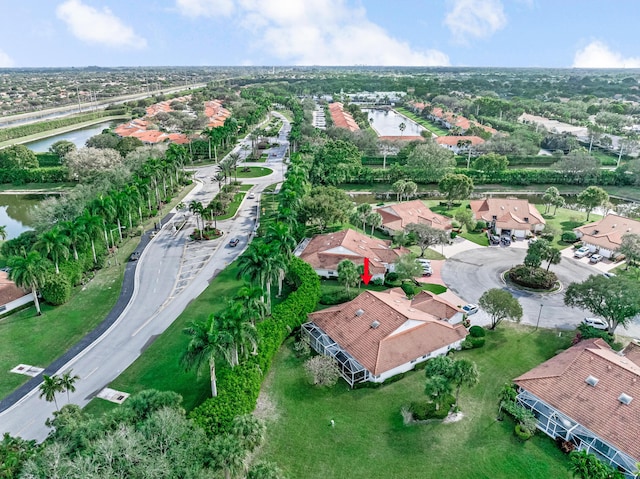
[375,200,452,235]
[470,198,545,239]
[328,102,360,132]
[302,288,468,386]
[514,339,640,476]
[294,229,409,281]
[435,135,485,154]
[574,214,640,259]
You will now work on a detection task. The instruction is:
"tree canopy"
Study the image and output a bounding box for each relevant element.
[478,288,523,330]
[405,141,456,183]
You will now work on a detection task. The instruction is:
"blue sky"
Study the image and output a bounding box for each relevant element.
[1,0,640,68]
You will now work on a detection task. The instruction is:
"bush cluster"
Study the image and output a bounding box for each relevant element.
[469,325,486,338]
[508,265,557,290]
[319,289,358,305]
[0,167,68,185]
[409,395,455,421]
[461,336,485,349]
[190,257,321,435]
[561,232,578,243]
[41,273,72,305]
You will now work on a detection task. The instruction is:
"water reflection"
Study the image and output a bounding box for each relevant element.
[24,120,123,153]
[0,194,46,239]
[363,108,425,137]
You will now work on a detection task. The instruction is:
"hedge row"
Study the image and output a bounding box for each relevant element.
[0,166,68,184]
[189,256,321,435]
[0,110,128,142]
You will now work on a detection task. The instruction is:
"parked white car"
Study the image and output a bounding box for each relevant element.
[590,254,604,264]
[462,304,479,315]
[582,317,608,330]
[574,246,590,258]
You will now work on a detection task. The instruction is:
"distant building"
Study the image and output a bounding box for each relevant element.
[328,102,360,132]
[303,287,467,386]
[435,135,485,154]
[574,214,640,259]
[470,198,545,238]
[375,200,452,235]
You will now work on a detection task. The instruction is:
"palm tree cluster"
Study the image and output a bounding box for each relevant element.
[202,117,239,161]
[3,144,192,313]
[351,203,383,235]
[38,370,80,410]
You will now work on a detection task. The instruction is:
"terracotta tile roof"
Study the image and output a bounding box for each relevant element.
[297,229,408,275]
[470,198,545,230]
[515,339,640,461]
[0,271,27,305]
[308,288,467,375]
[376,200,452,233]
[131,130,166,143]
[329,102,360,132]
[429,107,497,135]
[435,135,485,147]
[574,214,640,252]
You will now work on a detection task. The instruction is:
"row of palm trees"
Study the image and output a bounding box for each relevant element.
[38,370,79,411]
[181,157,310,397]
[5,144,192,315]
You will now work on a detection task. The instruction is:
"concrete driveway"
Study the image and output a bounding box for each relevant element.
[441,248,640,337]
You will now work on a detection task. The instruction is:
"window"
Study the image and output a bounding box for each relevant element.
[492,215,497,220]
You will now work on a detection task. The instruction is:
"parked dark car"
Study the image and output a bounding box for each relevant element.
[501,236,511,246]
[489,234,500,245]
[130,251,141,261]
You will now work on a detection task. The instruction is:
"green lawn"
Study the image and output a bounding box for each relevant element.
[84,263,244,417]
[407,245,447,260]
[395,107,449,136]
[258,324,573,479]
[461,231,490,246]
[534,205,601,249]
[216,192,246,220]
[0,262,125,398]
[236,167,273,178]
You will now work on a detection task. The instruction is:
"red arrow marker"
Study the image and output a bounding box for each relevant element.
[361,257,372,285]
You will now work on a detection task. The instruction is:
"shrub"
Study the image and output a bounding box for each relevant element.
[319,289,358,305]
[461,336,485,349]
[575,323,621,350]
[469,325,486,338]
[561,231,578,243]
[409,394,455,420]
[515,424,533,441]
[385,272,399,282]
[475,220,487,231]
[508,265,557,290]
[59,260,84,287]
[401,282,418,298]
[304,355,340,387]
[41,273,72,305]
[371,278,384,286]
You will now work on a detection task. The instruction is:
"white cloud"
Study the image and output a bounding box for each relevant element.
[572,41,640,68]
[176,0,449,66]
[175,0,234,18]
[56,0,147,49]
[0,48,14,68]
[444,0,507,43]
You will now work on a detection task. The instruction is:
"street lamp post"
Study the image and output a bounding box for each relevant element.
[535,303,544,331]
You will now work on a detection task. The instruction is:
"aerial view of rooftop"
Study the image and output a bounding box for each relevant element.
[2,1,640,478]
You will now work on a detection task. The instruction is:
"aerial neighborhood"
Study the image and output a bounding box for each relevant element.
[2,3,640,478]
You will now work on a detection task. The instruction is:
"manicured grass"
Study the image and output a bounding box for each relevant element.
[319,279,387,296]
[407,245,446,260]
[0,263,124,398]
[236,167,273,178]
[461,231,490,246]
[238,184,252,191]
[395,107,449,136]
[258,324,573,479]
[0,182,76,193]
[421,283,447,294]
[216,192,245,220]
[535,205,601,249]
[84,263,244,416]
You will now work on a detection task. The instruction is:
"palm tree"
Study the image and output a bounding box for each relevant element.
[355,203,372,231]
[213,172,226,190]
[0,225,7,241]
[235,283,267,323]
[451,359,479,408]
[265,222,296,259]
[366,212,383,235]
[217,300,258,364]
[39,374,63,410]
[210,434,246,479]
[8,251,48,315]
[229,152,241,182]
[398,122,406,137]
[181,315,225,397]
[33,227,70,274]
[189,201,205,239]
[60,220,88,261]
[424,375,451,411]
[231,414,265,453]
[237,242,275,312]
[111,190,132,240]
[90,195,116,249]
[59,369,80,404]
[208,199,225,229]
[76,210,104,263]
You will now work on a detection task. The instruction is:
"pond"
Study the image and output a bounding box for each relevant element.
[24,120,124,153]
[0,194,47,240]
[362,108,425,137]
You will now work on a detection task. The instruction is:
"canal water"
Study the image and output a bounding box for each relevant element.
[362,108,425,137]
[24,120,124,153]
[0,194,47,240]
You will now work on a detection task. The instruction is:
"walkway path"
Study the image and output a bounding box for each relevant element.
[0,116,289,441]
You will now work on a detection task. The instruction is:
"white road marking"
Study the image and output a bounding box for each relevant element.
[84,366,99,379]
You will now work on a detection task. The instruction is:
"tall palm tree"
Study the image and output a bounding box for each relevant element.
[33,227,69,274]
[235,284,267,323]
[451,359,479,408]
[237,242,276,312]
[8,251,47,315]
[59,369,80,404]
[265,222,296,259]
[367,212,383,235]
[60,220,88,261]
[229,152,241,182]
[181,314,226,397]
[189,201,205,239]
[207,199,225,229]
[76,210,104,263]
[39,374,63,411]
[217,300,258,364]
[111,190,132,240]
[210,434,246,479]
[90,195,116,249]
[0,225,7,241]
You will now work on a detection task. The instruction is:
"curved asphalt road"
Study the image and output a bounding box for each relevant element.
[0,115,289,441]
[442,248,640,337]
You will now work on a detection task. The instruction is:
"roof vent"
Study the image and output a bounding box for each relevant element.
[501,206,505,210]
[619,393,633,405]
[612,224,617,228]
[524,217,529,223]
[355,309,364,317]
[593,230,599,234]
[370,320,380,329]
[514,207,518,211]
[585,375,599,386]
[628,228,632,232]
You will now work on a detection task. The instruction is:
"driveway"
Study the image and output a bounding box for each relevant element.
[441,248,640,337]
[437,237,484,258]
